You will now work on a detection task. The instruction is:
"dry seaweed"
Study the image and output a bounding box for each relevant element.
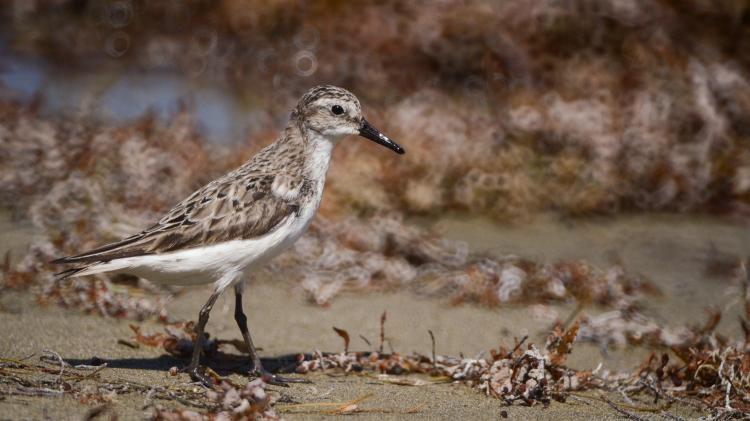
[621,342,750,415]
[129,318,597,406]
[0,354,209,410]
[129,323,259,363]
[0,351,280,420]
[291,328,593,407]
[152,379,281,421]
[209,309,750,415]
[277,215,659,307]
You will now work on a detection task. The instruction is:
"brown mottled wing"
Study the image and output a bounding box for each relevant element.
[53,172,302,264]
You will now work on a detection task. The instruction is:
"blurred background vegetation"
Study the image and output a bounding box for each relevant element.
[1,0,748,223]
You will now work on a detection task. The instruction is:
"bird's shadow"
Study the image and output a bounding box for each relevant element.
[64,352,307,377]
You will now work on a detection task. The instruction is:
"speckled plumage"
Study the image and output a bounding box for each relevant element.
[54,85,367,276]
[52,85,404,385]
[57,131,315,264]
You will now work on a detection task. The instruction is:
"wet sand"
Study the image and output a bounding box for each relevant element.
[2,212,748,419]
[426,213,750,330]
[0,286,699,421]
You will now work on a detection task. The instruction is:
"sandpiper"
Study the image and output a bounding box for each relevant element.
[52,85,404,385]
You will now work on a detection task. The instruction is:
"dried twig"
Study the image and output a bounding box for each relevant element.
[741,259,749,321]
[117,339,140,349]
[659,412,687,421]
[600,395,650,421]
[359,334,372,349]
[428,330,436,371]
[379,311,387,354]
[81,363,108,380]
[506,335,528,359]
[278,393,374,415]
[332,327,350,354]
[82,404,113,421]
[41,349,66,383]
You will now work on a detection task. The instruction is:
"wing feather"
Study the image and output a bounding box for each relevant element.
[53,171,305,265]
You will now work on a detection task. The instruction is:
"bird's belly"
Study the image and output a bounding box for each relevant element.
[120,213,313,287]
[237,205,317,277]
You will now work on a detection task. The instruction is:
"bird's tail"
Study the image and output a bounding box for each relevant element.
[52,258,133,279]
[54,266,88,280]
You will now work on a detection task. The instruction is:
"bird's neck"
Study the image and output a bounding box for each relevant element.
[284,121,336,182]
[303,130,335,182]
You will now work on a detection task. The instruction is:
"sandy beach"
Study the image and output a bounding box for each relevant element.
[2,213,747,420]
[0,285,699,421]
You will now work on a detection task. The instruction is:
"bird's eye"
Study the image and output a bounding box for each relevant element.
[331,105,344,115]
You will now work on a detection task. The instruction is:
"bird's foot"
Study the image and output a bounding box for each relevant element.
[250,367,311,387]
[182,365,216,387]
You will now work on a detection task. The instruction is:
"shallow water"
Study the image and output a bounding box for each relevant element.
[422,212,750,328]
[0,40,275,143]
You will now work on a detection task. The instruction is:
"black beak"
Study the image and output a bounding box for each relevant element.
[359,119,405,155]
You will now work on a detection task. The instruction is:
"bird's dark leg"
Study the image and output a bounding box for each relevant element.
[233,284,309,386]
[183,289,221,386]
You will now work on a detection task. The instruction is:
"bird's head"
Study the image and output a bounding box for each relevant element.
[294,85,404,154]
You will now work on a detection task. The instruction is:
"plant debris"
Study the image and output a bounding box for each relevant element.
[129,323,258,363]
[294,322,594,407]
[4,300,750,419]
[152,379,281,421]
[0,354,208,409]
[275,215,659,307]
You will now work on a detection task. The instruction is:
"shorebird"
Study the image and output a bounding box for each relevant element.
[52,85,404,385]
